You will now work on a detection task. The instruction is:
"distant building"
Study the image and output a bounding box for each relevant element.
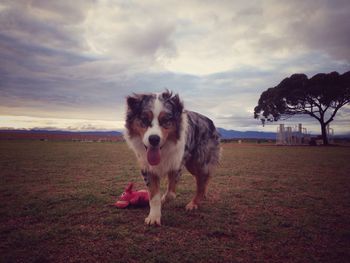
[276,123,334,145]
[276,123,310,145]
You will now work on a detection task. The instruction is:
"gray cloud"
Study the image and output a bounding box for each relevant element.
[118,22,177,58]
[265,0,350,60]
[29,0,95,24]
[0,0,349,133]
[0,2,89,53]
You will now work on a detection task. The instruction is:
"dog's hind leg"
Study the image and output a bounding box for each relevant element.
[161,169,181,204]
[186,171,210,211]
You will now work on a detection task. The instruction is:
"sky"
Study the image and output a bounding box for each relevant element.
[1,0,350,135]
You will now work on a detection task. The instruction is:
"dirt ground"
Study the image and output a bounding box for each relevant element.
[1,141,349,262]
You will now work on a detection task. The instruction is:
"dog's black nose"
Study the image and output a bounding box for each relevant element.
[149,135,160,147]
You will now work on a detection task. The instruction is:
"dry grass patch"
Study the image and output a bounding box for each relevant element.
[0,141,349,262]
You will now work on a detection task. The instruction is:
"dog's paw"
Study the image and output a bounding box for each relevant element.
[145,215,161,226]
[185,201,198,211]
[161,191,176,204]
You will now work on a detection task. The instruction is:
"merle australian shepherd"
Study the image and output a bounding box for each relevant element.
[124,90,221,225]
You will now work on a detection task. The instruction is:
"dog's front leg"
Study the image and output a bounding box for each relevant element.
[162,169,181,204]
[144,172,161,226]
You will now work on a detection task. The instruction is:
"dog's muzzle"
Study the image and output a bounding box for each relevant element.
[146,135,161,166]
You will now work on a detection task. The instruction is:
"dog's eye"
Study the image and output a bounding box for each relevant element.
[139,117,151,128]
[138,112,152,128]
[160,118,173,129]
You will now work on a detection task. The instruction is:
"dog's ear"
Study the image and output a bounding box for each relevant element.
[161,89,173,100]
[170,93,184,116]
[161,90,183,114]
[126,94,141,110]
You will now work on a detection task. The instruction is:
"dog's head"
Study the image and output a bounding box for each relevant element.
[125,90,184,166]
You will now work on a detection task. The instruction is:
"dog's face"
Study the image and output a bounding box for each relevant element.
[125,91,183,166]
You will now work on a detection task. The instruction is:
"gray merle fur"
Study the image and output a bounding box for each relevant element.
[183,111,221,168]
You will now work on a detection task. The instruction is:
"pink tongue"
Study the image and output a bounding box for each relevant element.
[147,147,161,166]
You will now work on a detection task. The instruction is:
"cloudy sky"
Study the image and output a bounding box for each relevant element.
[1,0,349,134]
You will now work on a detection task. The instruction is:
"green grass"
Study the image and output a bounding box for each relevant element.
[0,141,349,262]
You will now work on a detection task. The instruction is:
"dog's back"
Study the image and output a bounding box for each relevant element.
[184,111,221,171]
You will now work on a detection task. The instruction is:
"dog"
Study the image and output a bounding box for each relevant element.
[124,90,221,225]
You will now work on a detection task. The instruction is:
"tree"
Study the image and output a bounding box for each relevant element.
[254,71,350,145]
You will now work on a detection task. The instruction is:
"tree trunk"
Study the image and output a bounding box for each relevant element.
[320,122,329,146]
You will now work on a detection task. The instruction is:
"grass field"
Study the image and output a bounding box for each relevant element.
[1,141,349,263]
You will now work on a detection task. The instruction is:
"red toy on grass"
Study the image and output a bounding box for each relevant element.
[114,182,149,208]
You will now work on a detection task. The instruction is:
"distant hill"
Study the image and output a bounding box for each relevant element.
[0,129,122,136]
[217,128,276,139]
[217,128,350,140]
[334,133,350,139]
[0,129,123,142]
[1,128,348,141]
[0,128,278,140]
